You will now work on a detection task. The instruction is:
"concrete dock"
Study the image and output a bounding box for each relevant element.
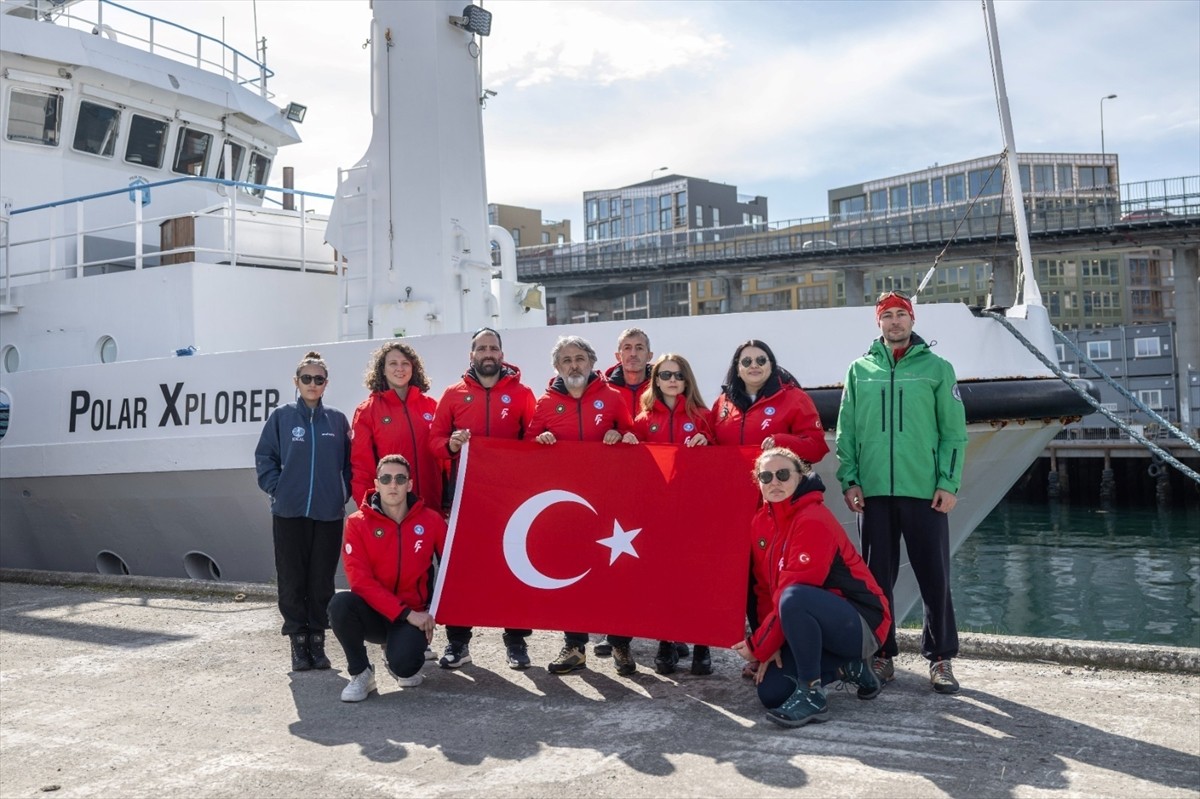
[1,577,1198,798]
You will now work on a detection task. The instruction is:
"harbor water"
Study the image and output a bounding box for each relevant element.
[946,500,1200,648]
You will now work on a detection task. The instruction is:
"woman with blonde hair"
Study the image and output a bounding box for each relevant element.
[350,342,442,513]
[615,353,714,676]
[732,447,890,728]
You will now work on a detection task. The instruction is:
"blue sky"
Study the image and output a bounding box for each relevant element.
[131,0,1199,234]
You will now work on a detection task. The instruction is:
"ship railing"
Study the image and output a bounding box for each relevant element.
[0,177,336,300]
[28,0,275,98]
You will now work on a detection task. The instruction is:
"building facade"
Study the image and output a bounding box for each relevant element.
[487,203,570,249]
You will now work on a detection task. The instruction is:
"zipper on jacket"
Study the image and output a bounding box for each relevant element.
[400,398,421,497]
[394,518,403,595]
[667,405,676,443]
[898,387,904,432]
[305,405,316,518]
[484,387,492,436]
[888,365,896,496]
[879,388,886,432]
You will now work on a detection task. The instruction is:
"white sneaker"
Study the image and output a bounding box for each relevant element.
[386,663,424,688]
[340,667,376,703]
[424,646,436,661]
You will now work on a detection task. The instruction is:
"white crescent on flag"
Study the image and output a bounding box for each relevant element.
[502,490,594,589]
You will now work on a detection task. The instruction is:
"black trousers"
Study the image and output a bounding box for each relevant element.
[445,625,532,647]
[860,495,959,662]
[272,515,343,636]
[328,591,428,678]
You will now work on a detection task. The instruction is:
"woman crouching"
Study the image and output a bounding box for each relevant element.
[732,448,892,728]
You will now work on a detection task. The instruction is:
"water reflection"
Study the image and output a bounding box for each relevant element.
[943,501,1200,647]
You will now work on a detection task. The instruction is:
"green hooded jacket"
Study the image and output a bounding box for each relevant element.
[835,333,968,499]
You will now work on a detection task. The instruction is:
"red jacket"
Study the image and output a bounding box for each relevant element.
[429,365,536,459]
[633,398,714,444]
[342,493,448,623]
[530,373,635,442]
[350,387,442,511]
[746,476,891,662]
[712,378,829,465]
[603,363,651,418]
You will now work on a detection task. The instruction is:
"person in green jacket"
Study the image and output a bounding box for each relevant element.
[835,291,968,695]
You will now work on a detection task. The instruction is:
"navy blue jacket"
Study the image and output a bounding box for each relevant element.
[255,400,352,521]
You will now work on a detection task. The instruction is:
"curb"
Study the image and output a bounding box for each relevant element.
[4,568,1197,673]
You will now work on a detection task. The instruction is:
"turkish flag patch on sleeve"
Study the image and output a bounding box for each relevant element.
[430,438,759,646]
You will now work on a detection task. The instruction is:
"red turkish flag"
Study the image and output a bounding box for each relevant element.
[431,439,760,646]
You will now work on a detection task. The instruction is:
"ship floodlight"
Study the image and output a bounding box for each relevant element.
[284,102,307,123]
[450,5,492,36]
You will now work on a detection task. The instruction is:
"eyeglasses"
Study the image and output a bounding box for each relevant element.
[376,473,409,485]
[298,374,327,386]
[657,370,685,382]
[876,289,911,302]
[756,468,793,484]
[740,355,769,368]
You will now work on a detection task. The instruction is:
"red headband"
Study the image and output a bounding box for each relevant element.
[876,294,914,322]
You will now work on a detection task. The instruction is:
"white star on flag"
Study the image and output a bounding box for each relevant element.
[596,520,642,565]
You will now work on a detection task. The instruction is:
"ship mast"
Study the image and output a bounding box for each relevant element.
[982,0,1042,309]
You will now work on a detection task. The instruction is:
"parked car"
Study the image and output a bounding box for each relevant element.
[1121,208,1174,221]
[801,239,838,250]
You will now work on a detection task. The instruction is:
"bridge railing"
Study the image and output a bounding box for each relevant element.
[517,176,1200,279]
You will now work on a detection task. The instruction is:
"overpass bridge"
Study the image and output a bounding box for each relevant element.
[516,176,1200,294]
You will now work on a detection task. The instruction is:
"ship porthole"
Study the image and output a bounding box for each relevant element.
[1,345,18,373]
[97,336,118,364]
[96,550,131,576]
[183,551,222,581]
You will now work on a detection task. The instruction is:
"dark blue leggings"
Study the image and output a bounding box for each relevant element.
[327,591,428,679]
[757,584,875,709]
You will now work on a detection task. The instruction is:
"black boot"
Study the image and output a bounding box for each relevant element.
[308,631,331,670]
[690,645,713,676]
[290,633,313,672]
[654,640,678,675]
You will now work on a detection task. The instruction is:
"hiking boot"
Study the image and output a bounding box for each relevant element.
[307,632,332,670]
[548,645,587,674]
[289,634,312,672]
[766,681,829,728]
[613,644,637,676]
[690,645,713,676]
[438,642,472,669]
[872,655,895,683]
[653,640,679,675]
[838,658,882,700]
[340,667,376,702]
[674,642,690,659]
[505,643,531,670]
[930,659,960,694]
[386,663,424,687]
[594,640,613,658]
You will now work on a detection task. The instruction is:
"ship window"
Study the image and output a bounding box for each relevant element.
[6,88,62,146]
[73,100,121,157]
[247,151,271,197]
[0,388,9,441]
[98,335,118,363]
[172,127,213,176]
[1,344,19,372]
[216,140,246,181]
[125,114,169,168]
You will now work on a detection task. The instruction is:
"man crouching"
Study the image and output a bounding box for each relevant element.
[329,454,447,702]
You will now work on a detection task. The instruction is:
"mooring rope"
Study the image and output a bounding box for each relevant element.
[982,310,1200,484]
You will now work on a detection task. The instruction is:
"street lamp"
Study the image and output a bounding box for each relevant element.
[1100,94,1117,182]
[649,166,669,179]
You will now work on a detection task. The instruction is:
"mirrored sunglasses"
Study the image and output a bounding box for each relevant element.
[376,473,409,485]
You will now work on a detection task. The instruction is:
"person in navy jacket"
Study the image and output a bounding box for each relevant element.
[255,351,351,673]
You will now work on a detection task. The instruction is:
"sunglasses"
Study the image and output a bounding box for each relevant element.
[657,370,686,382]
[298,374,327,386]
[756,468,794,484]
[376,473,409,485]
[740,355,769,368]
[877,289,911,302]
